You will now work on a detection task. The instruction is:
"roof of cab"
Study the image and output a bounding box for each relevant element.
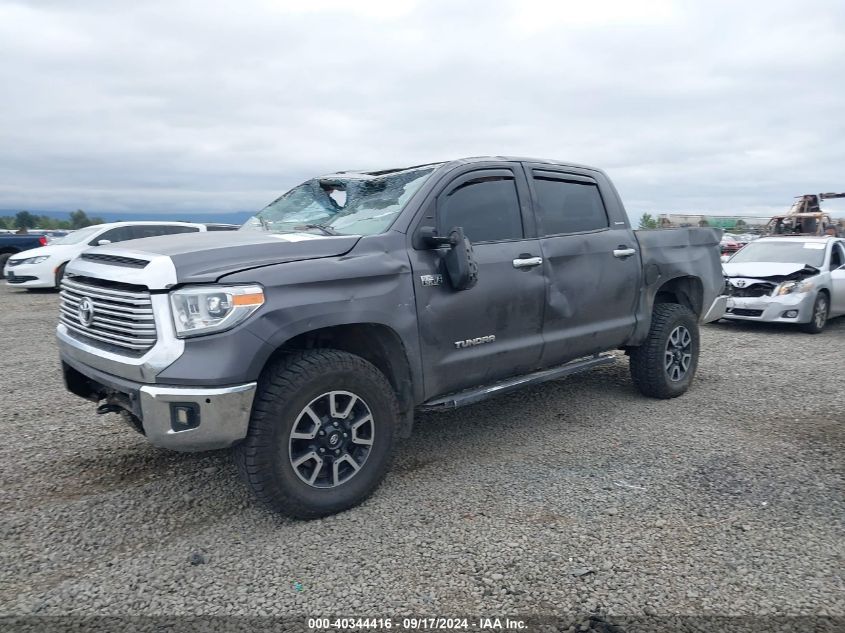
[331,156,604,178]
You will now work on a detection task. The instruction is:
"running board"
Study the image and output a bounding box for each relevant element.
[418,354,616,411]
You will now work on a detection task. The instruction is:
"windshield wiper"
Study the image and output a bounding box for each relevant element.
[296,223,341,236]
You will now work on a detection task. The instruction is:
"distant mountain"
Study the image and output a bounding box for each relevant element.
[0,209,254,225]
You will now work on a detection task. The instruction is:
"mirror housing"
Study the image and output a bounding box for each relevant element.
[419,226,455,248]
[442,227,478,291]
[97,239,111,246]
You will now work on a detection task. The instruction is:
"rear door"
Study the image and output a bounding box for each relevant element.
[524,164,641,364]
[408,164,546,399]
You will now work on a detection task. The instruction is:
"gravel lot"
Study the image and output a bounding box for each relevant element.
[1,282,843,624]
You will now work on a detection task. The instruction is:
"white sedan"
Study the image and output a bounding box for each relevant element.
[3,221,206,289]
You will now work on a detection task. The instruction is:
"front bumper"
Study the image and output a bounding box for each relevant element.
[723,291,816,324]
[4,261,55,287]
[62,356,256,452]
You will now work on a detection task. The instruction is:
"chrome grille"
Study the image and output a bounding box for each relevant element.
[59,277,157,352]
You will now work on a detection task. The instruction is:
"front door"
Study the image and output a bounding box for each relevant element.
[408,166,546,399]
[829,242,845,316]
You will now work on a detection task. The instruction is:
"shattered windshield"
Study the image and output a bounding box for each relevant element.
[242,166,437,236]
[729,240,827,268]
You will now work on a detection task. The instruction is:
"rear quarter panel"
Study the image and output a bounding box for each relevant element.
[630,228,724,344]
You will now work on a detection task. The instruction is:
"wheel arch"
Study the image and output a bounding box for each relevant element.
[262,323,416,438]
[653,275,704,317]
[628,274,704,347]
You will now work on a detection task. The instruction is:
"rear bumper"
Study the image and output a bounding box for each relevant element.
[723,292,816,324]
[701,295,728,323]
[62,356,256,452]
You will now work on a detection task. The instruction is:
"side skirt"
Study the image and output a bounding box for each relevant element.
[418,354,616,411]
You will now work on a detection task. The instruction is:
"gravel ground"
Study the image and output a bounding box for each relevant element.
[0,282,843,623]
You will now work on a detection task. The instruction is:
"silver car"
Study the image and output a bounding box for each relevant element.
[723,236,845,333]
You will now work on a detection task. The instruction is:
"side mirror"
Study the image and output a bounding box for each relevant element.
[443,227,479,291]
[418,226,479,290]
[418,226,453,248]
[97,239,111,246]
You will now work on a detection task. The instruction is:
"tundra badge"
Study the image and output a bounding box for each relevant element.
[454,335,496,349]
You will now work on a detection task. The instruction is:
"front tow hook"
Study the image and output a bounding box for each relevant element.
[96,403,124,415]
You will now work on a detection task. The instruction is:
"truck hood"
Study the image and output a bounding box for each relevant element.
[78,231,361,286]
[722,261,819,279]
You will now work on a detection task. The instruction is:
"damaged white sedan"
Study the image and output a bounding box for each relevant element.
[722,236,845,333]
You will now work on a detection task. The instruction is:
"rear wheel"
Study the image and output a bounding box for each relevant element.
[629,303,700,399]
[801,293,828,334]
[234,349,399,519]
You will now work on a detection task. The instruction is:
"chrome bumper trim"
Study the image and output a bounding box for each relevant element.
[139,383,257,452]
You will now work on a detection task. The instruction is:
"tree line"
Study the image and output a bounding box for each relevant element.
[0,210,106,231]
[637,213,749,230]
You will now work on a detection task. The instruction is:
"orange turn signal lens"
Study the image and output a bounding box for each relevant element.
[232,292,265,307]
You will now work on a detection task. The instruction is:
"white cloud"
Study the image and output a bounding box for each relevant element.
[0,0,842,219]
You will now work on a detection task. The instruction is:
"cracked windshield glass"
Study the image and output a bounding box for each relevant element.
[242,165,437,236]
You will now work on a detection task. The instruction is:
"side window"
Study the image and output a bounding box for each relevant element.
[131,225,199,239]
[90,227,133,245]
[439,176,523,242]
[533,175,609,235]
[830,243,845,269]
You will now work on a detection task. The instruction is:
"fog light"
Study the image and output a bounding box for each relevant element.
[782,310,799,318]
[170,403,200,432]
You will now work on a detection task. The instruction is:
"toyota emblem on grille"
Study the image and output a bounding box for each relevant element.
[734,279,747,288]
[78,297,95,327]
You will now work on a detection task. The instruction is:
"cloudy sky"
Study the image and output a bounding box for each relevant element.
[1,0,843,220]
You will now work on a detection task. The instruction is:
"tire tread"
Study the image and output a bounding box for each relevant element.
[233,349,398,519]
[629,303,698,399]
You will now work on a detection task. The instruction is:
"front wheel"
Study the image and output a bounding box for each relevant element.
[629,303,700,399]
[234,349,399,519]
[54,262,67,289]
[0,253,11,278]
[800,293,828,334]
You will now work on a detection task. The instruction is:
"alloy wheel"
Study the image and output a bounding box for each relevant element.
[664,325,692,382]
[288,391,375,488]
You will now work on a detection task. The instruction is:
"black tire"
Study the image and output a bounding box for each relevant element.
[234,349,399,519]
[54,262,67,289]
[800,292,829,334]
[0,253,11,279]
[629,303,700,399]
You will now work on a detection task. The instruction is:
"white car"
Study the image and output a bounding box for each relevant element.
[723,236,845,333]
[3,221,207,289]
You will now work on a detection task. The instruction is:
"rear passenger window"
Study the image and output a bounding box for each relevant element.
[440,176,523,242]
[533,176,609,235]
[132,225,199,239]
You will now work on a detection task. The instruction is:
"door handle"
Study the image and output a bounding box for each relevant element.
[613,247,637,259]
[512,256,543,269]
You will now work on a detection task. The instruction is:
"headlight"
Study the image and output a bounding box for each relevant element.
[170,285,264,338]
[17,256,50,265]
[776,280,814,296]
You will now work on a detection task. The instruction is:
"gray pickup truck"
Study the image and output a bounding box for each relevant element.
[57,157,726,518]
